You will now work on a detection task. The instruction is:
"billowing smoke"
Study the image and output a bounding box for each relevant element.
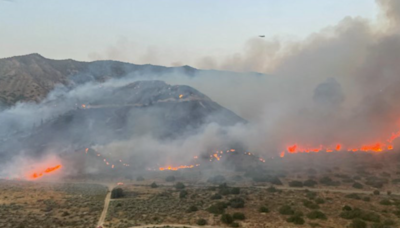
[2,0,400,180]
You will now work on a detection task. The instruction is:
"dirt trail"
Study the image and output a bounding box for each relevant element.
[97,185,113,227]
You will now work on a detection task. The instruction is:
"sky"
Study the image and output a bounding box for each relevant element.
[0,0,378,67]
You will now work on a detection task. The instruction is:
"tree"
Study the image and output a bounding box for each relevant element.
[207,202,228,214]
[230,187,240,195]
[111,188,124,199]
[175,182,185,190]
[221,214,234,224]
[233,212,245,220]
[150,182,158,188]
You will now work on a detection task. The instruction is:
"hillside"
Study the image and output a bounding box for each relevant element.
[0,53,198,105]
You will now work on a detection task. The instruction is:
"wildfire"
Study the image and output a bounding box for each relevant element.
[29,164,62,180]
[179,94,183,99]
[81,104,86,108]
[159,165,196,171]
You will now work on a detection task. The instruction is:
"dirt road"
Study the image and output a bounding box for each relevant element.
[97,187,112,227]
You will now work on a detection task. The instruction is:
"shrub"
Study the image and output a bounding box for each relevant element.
[279,205,294,215]
[340,209,363,220]
[175,182,185,190]
[346,193,361,200]
[232,212,246,220]
[383,219,396,225]
[165,176,176,182]
[319,176,340,186]
[352,182,364,189]
[197,219,207,226]
[267,186,277,193]
[303,199,320,209]
[230,187,241,195]
[211,193,223,200]
[150,182,158,188]
[342,205,352,211]
[270,176,283,185]
[307,210,327,220]
[136,176,145,181]
[304,179,318,187]
[360,211,380,223]
[287,215,305,225]
[363,197,370,202]
[350,219,367,228]
[229,198,245,208]
[207,202,228,214]
[306,191,317,199]
[187,205,198,212]
[221,214,234,224]
[315,198,325,204]
[259,206,269,213]
[231,222,240,227]
[111,188,124,199]
[179,190,188,199]
[373,190,380,195]
[387,191,392,196]
[380,199,391,205]
[289,181,304,188]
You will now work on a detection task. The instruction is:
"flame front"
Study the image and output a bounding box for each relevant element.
[29,164,62,180]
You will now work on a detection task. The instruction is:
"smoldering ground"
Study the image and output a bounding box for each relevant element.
[2,0,400,180]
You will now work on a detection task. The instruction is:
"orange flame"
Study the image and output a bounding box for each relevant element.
[29,165,62,180]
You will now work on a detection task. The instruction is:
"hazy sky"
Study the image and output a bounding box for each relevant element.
[1,0,378,67]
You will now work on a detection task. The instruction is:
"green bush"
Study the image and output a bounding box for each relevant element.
[230,187,241,195]
[315,198,325,204]
[211,193,223,200]
[306,191,317,199]
[221,214,234,224]
[267,186,277,193]
[165,176,176,182]
[340,208,362,219]
[352,182,364,189]
[374,190,380,195]
[289,181,304,188]
[179,190,188,198]
[342,205,352,211]
[307,210,327,220]
[279,205,294,215]
[150,182,158,188]
[303,179,318,187]
[207,202,228,214]
[303,199,320,209]
[136,176,145,181]
[363,197,370,202]
[350,219,367,228]
[259,206,269,213]
[229,198,245,208]
[231,222,240,227]
[379,199,391,205]
[197,218,207,226]
[232,212,245,220]
[186,205,198,212]
[286,215,305,225]
[111,188,124,199]
[175,182,185,190]
[346,193,361,200]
